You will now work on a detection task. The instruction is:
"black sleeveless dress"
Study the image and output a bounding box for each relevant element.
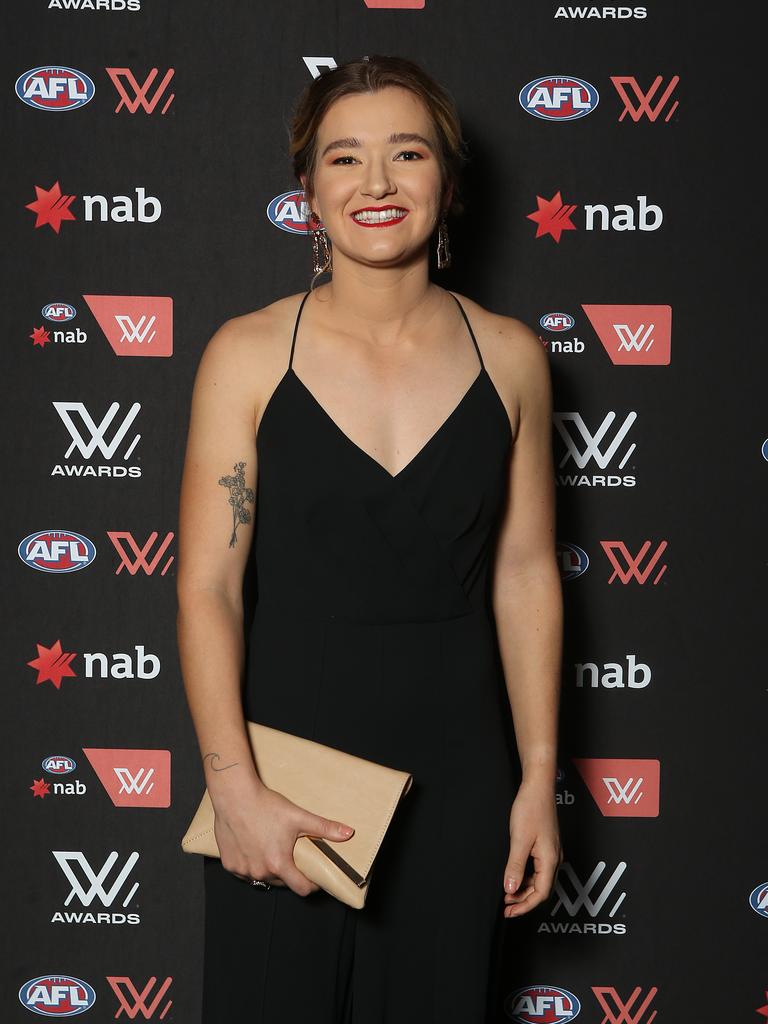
[201,289,519,1024]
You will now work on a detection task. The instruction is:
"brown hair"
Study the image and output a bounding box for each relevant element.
[288,55,470,221]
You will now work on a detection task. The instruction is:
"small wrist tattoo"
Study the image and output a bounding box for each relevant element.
[203,752,240,772]
[218,460,255,548]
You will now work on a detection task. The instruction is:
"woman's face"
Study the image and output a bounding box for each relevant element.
[302,85,449,269]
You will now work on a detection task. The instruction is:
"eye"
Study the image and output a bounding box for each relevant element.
[331,150,425,165]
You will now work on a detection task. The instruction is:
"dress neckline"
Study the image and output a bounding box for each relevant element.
[287,365,488,481]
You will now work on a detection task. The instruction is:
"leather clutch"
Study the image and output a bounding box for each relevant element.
[180,720,414,909]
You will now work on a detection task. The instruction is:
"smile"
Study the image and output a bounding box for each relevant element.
[351,207,409,227]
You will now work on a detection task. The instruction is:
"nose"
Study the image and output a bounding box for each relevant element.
[360,154,396,200]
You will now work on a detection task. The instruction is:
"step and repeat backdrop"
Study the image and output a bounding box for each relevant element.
[3,2,762,1022]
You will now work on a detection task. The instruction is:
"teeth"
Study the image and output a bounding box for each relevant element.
[353,208,407,223]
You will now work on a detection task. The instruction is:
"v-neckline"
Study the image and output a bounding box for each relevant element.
[288,366,486,481]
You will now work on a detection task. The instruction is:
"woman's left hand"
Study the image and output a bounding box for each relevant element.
[502,777,563,918]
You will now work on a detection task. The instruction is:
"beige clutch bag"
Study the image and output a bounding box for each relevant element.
[181,720,414,909]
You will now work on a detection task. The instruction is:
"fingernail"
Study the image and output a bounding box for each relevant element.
[340,826,354,837]
[506,877,516,892]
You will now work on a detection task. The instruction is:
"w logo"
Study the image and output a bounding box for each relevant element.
[53,401,142,460]
[83,294,173,357]
[582,304,672,365]
[600,539,669,585]
[53,850,140,907]
[610,75,680,122]
[82,748,171,807]
[108,530,175,576]
[551,860,628,918]
[107,67,175,114]
[116,314,157,345]
[554,411,638,471]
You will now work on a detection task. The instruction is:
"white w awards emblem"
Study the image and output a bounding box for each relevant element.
[554,411,638,487]
[51,401,142,479]
[51,851,142,925]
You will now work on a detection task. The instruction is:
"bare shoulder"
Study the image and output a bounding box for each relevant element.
[448,291,550,435]
[202,291,303,364]
[196,292,307,429]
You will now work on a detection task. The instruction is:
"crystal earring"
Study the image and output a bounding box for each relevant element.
[310,212,332,274]
[436,216,451,270]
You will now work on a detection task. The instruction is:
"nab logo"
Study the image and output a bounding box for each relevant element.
[42,302,77,322]
[25,181,162,234]
[527,191,663,242]
[267,189,313,234]
[18,975,96,1016]
[540,312,575,332]
[558,541,589,581]
[504,984,580,1023]
[15,66,95,111]
[18,530,96,573]
[83,294,173,357]
[519,76,599,120]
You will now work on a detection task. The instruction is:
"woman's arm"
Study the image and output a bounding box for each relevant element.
[176,314,267,808]
[491,322,562,789]
[490,319,563,915]
[176,309,358,892]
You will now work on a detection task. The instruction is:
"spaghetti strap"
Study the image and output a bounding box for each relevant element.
[289,288,484,374]
[448,291,485,372]
[288,289,312,370]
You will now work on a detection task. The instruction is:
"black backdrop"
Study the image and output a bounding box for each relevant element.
[3,2,764,1022]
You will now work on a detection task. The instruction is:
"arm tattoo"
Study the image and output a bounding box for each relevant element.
[203,752,240,772]
[218,460,255,548]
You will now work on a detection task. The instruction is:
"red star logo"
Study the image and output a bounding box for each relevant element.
[30,778,51,799]
[757,991,768,1020]
[30,326,51,348]
[527,190,578,242]
[25,181,77,234]
[27,639,77,690]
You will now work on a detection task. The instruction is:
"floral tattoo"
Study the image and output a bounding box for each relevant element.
[218,461,255,548]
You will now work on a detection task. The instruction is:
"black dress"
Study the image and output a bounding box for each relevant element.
[201,288,519,1023]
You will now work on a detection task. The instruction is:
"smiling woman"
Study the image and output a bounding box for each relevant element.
[289,56,470,284]
[177,53,563,1024]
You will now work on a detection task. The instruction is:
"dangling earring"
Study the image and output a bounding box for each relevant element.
[310,211,333,274]
[436,215,451,270]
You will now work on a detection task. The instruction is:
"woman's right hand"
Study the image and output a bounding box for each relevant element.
[211,782,356,897]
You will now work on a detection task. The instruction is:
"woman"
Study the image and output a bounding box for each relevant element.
[177,54,563,1024]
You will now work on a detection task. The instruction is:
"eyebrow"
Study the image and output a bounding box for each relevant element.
[320,132,435,159]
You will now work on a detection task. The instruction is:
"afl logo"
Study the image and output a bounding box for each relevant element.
[18,530,96,573]
[266,189,316,235]
[504,984,581,1023]
[519,76,599,121]
[42,755,77,775]
[557,542,589,581]
[42,302,77,323]
[749,881,768,918]
[18,974,96,1016]
[540,312,575,333]
[15,67,95,111]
